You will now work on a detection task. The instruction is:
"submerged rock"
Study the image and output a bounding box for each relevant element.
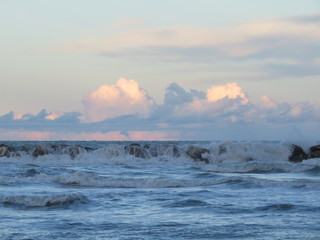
[172,145,180,157]
[149,144,180,158]
[51,144,68,152]
[125,143,151,159]
[288,145,308,163]
[32,145,53,158]
[309,145,320,158]
[62,146,86,159]
[186,145,209,163]
[0,144,16,157]
[218,144,228,154]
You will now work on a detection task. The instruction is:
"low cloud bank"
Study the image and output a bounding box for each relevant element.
[1,78,319,140]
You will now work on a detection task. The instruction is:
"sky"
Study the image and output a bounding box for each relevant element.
[0,0,319,141]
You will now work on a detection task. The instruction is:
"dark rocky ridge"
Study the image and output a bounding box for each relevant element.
[287,144,320,162]
[125,143,180,159]
[288,145,308,163]
[309,145,320,158]
[32,144,54,158]
[125,143,151,159]
[186,145,209,163]
[0,142,319,163]
[0,144,16,157]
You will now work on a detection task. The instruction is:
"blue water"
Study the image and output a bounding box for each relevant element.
[0,141,319,239]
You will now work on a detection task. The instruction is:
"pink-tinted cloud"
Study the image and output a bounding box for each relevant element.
[260,96,277,109]
[0,129,177,141]
[13,114,25,120]
[206,82,248,104]
[128,131,178,141]
[1,79,320,141]
[64,131,177,141]
[82,78,155,122]
[45,111,61,120]
[164,82,248,117]
[0,130,54,141]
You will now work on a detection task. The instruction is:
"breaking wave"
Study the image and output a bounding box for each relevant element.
[1,193,85,207]
[1,170,319,189]
[0,141,319,174]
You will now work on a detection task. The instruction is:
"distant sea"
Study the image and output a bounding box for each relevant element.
[1,141,319,239]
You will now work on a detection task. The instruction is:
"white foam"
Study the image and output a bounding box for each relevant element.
[53,171,206,188]
[1,167,319,190]
[300,157,320,166]
[206,141,292,164]
[0,172,52,184]
[201,159,320,174]
[1,193,85,207]
[93,144,127,159]
[1,141,319,174]
[242,176,320,189]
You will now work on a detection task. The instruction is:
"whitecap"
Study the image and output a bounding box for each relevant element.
[1,193,85,207]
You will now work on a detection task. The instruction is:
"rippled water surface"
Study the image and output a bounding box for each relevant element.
[0,141,319,239]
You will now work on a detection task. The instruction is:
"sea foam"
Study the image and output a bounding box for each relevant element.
[0,141,319,174]
[1,193,85,207]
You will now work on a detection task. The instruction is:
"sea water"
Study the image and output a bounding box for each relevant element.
[0,141,319,240]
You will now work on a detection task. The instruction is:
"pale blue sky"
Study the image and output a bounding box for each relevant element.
[0,0,319,140]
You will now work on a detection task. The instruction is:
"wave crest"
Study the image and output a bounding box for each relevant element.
[1,141,320,173]
[1,193,85,207]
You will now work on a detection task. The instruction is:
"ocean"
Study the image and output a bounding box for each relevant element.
[0,141,319,240]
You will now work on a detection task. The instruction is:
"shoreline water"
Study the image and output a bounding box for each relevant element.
[1,140,319,239]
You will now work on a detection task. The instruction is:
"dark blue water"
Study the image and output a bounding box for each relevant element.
[0,141,319,239]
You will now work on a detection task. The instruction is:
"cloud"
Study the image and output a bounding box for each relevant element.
[260,96,277,109]
[206,82,248,104]
[164,82,205,106]
[62,14,320,61]
[1,79,320,140]
[0,130,177,141]
[288,14,320,24]
[82,78,155,122]
[45,111,61,120]
[57,14,320,80]
[159,82,249,121]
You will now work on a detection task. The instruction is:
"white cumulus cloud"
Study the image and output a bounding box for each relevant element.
[206,82,248,104]
[158,82,249,120]
[82,78,156,122]
[1,79,320,141]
